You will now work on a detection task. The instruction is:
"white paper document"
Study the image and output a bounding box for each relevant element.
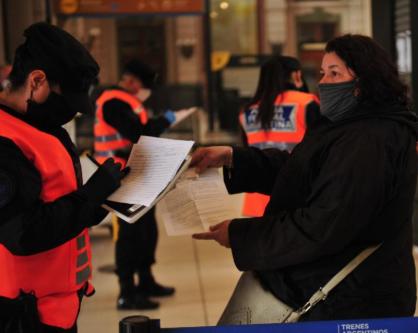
[158,168,236,236]
[107,136,194,206]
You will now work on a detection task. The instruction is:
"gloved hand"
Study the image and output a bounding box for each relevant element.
[163,109,176,124]
[164,107,197,127]
[81,158,130,205]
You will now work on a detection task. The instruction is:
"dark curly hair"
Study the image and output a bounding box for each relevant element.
[325,34,410,109]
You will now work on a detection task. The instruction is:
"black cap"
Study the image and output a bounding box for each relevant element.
[123,60,157,89]
[20,22,100,113]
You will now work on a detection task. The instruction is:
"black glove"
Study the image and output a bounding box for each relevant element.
[81,158,130,205]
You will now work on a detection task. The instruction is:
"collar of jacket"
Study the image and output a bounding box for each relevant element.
[310,102,418,139]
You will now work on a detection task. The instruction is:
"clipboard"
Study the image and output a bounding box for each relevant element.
[102,156,192,223]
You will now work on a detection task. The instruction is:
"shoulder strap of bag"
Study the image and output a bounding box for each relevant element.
[287,244,381,322]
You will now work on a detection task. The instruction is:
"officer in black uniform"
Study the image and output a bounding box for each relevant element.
[0,22,127,333]
[95,60,176,310]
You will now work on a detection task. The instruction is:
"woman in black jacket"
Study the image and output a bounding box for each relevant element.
[191,34,417,323]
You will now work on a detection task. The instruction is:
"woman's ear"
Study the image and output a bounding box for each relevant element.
[291,70,303,89]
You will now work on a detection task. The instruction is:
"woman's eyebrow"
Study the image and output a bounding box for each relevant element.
[320,64,339,71]
[328,64,340,69]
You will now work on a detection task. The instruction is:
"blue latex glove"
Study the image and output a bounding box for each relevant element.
[163,110,176,124]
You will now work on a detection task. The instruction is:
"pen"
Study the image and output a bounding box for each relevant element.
[86,153,101,167]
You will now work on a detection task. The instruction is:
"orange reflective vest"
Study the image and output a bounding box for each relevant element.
[240,90,319,217]
[0,109,93,329]
[94,89,148,167]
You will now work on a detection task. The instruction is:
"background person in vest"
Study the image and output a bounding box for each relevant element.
[240,56,320,217]
[0,23,128,333]
[94,60,178,310]
[191,34,417,323]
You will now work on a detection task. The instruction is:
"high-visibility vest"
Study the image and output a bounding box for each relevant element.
[0,109,93,329]
[240,90,319,217]
[94,89,148,167]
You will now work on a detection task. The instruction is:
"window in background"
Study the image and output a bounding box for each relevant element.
[395,0,412,89]
[296,7,340,93]
[210,0,258,55]
[117,17,167,84]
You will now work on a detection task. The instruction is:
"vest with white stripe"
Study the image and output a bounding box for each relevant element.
[0,109,93,329]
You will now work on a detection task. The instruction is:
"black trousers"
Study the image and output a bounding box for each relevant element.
[40,323,77,333]
[0,283,83,333]
[0,317,77,333]
[115,207,158,281]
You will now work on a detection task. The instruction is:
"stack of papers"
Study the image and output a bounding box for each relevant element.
[83,136,194,223]
[157,168,236,236]
[108,136,194,206]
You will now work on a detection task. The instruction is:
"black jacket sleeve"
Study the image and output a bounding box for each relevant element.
[102,98,170,142]
[223,146,290,195]
[0,138,107,256]
[228,129,399,271]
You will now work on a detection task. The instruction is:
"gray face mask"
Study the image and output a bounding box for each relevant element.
[318,80,358,121]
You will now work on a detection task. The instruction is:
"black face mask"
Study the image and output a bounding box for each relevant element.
[318,80,358,121]
[25,91,77,128]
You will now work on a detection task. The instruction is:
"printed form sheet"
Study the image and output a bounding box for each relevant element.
[158,168,236,236]
[107,136,194,206]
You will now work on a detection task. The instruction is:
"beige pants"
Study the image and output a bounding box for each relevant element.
[217,271,294,325]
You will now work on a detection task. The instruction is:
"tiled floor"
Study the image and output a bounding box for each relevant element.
[78,193,418,332]
[78,194,243,332]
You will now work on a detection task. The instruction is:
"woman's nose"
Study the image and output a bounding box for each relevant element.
[319,77,326,84]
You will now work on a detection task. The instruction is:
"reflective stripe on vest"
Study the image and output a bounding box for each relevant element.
[95,133,124,142]
[241,91,319,217]
[0,109,93,329]
[76,233,86,249]
[76,265,91,285]
[94,89,148,167]
[95,150,118,157]
[76,251,89,268]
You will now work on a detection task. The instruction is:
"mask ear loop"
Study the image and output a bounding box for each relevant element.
[27,77,41,103]
[353,78,360,97]
[27,89,34,104]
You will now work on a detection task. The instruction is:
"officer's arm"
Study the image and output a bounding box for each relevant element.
[0,139,107,256]
[141,116,171,137]
[102,99,144,142]
[102,99,170,141]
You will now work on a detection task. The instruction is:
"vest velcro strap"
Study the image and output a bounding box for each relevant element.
[76,235,86,250]
[76,250,89,268]
[95,147,131,158]
[95,150,116,157]
[95,134,123,142]
[76,265,91,285]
